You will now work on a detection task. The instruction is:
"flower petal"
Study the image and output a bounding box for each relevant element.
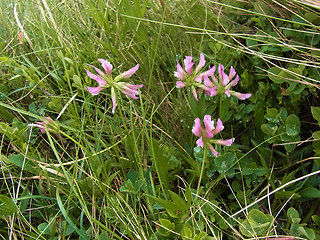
[192,88,199,101]
[221,72,230,86]
[196,136,204,148]
[86,86,104,95]
[121,64,139,78]
[225,87,231,97]
[203,115,214,138]
[215,138,235,146]
[184,56,194,74]
[209,145,218,157]
[218,63,225,80]
[230,75,239,87]
[194,74,202,83]
[205,87,218,97]
[176,81,186,88]
[229,66,236,80]
[195,53,205,73]
[111,87,117,114]
[231,92,251,100]
[192,118,203,137]
[122,91,139,99]
[85,69,107,87]
[204,75,214,87]
[98,59,113,75]
[213,118,224,135]
[202,65,216,77]
[87,64,105,78]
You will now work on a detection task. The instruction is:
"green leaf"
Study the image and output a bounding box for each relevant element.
[38,222,51,235]
[8,154,38,174]
[312,215,320,226]
[181,225,193,239]
[0,195,17,215]
[240,209,273,237]
[214,153,235,174]
[146,195,176,214]
[56,188,88,239]
[311,107,320,124]
[157,219,175,236]
[261,123,278,135]
[299,186,320,199]
[285,114,300,136]
[168,190,188,212]
[287,207,301,224]
[150,139,169,189]
[247,209,268,227]
[268,67,284,84]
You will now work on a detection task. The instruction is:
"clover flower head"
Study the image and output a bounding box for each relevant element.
[174,53,215,100]
[33,117,59,133]
[204,64,251,100]
[192,115,234,156]
[85,58,142,113]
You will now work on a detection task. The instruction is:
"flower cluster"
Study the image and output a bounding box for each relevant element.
[192,115,234,157]
[32,117,59,133]
[85,59,143,113]
[174,53,215,101]
[203,64,251,100]
[33,54,246,159]
[174,53,251,100]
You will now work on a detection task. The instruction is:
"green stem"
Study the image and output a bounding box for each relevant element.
[219,94,222,120]
[197,144,208,196]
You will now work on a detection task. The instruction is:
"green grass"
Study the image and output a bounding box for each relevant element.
[0,0,320,239]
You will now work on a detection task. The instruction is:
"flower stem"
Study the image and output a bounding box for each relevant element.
[196,144,208,196]
[219,94,222,120]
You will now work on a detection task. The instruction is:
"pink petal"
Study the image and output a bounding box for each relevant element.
[205,87,218,97]
[196,136,204,148]
[215,138,235,146]
[44,117,54,122]
[221,72,230,86]
[230,75,239,87]
[195,53,205,73]
[213,118,224,135]
[184,56,194,74]
[232,92,251,100]
[192,118,203,137]
[174,62,186,80]
[192,88,198,101]
[202,65,216,77]
[209,145,218,157]
[122,85,139,95]
[85,69,98,80]
[86,86,104,95]
[111,87,117,114]
[194,75,202,83]
[174,71,185,80]
[204,75,214,87]
[85,69,107,87]
[225,87,231,97]
[35,122,46,133]
[121,64,139,78]
[229,66,236,80]
[176,81,186,88]
[87,64,105,78]
[218,64,224,80]
[203,115,214,138]
[125,83,143,90]
[98,59,113,75]
[122,91,139,99]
